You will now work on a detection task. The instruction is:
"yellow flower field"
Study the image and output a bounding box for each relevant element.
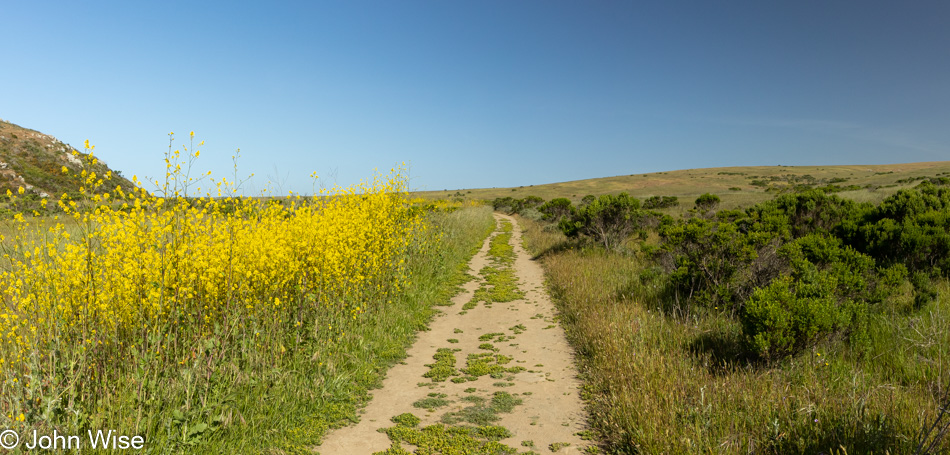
[0,136,426,433]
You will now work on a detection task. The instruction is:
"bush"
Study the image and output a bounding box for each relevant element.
[537,198,573,223]
[518,207,544,222]
[643,195,679,210]
[780,234,899,303]
[660,218,778,309]
[911,271,939,308]
[521,195,544,210]
[492,196,519,213]
[844,184,950,277]
[492,196,546,216]
[743,190,864,239]
[695,193,720,212]
[741,273,861,359]
[559,192,643,251]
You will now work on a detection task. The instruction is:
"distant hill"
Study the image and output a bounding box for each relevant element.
[0,119,134,199]
[415,161,950,211]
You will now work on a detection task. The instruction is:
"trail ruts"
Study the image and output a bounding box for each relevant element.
[319,213,588,454]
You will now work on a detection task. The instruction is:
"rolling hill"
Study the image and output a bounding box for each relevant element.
[415,161,950,210]
[0,119,134,199]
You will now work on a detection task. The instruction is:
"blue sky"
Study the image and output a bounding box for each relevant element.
[2,1,948,194]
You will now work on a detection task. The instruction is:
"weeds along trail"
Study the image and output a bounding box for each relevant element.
[319,213,590,455]
[0,136,454,451]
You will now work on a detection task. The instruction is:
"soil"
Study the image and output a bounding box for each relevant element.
[317,213,589,454]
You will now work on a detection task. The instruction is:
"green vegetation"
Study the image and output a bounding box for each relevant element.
[5,203,493,454]
[0,120,134,214]
[465,219,525,311]
[415,162,950,210]
[376,423,518,455]
[375,393,525,454]
[391,412,421,428]
[181,206,493,452]
[441,392,524,425]
[413,393,452,411]
[559,192,646,251]
[519,181,950,453]
[423,348,459,382]
[643,195,679,209]
[538,197,574,222]
[462,352,522,379]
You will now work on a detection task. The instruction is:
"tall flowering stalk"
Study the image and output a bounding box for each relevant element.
[0,134,422,430]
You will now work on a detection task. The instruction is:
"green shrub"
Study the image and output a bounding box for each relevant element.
[911,271,939,308]
[538,198,573,223]
[779,234,900,303]
[643,195,679,209]
[695,193,720,212]
[493,196,546,216]
[559,193,643,251]
[660,218,777,309]
[521,195,544,209]
[744,190,864,239]
[741,274,852,359]
[492,196,520,213]
[843,184,950,277]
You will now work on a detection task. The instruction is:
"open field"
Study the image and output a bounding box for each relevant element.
[414,161,950,209]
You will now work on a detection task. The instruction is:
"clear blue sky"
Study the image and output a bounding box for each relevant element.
[2,1,948,194]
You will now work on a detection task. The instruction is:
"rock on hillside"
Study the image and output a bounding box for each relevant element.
[0,118,134,199]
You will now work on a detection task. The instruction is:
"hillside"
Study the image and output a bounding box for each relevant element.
[416,161,950,210]
[0,119,134,199]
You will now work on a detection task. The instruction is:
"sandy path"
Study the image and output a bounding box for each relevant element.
[317,213,588,454]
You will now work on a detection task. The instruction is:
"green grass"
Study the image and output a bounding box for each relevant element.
[377,423,518,455]
[519,215,950,454]
[102,206,495,453]
[374,391,524,454]
[464,219,525,311]
[413,393,452,411]
[21,206,495,454]
[423,348,460,382]
[440,392,524,426]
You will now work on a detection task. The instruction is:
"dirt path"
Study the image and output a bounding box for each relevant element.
[318,213,589,454]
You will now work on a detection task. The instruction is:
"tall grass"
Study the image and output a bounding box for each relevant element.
[0,135,495,453]
[519,216,949,454]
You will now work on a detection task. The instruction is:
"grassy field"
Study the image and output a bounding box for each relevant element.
[0,146,496,453]
[4,146,949,454]
[518,210,949,454]
[2,203,495,453]
[414,161,950,210]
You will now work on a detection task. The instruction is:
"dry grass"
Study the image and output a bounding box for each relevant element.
[414,161,950,211]
[519,216,950,454]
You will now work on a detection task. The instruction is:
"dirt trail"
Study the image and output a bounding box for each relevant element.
[318,213,588,454]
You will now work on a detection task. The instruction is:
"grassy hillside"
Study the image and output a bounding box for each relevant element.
[415,161,950,209]
[0,119,134,200]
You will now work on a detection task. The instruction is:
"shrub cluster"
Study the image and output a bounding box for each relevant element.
[499,184,947,361]
[643,195,679,209]
[658,185,948,359]
[491,195,542,215]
